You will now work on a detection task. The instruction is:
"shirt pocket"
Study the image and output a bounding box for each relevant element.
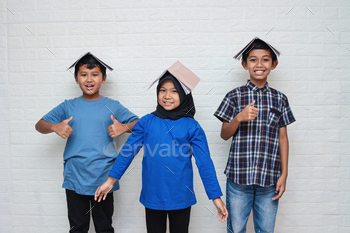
[267,108,281,128]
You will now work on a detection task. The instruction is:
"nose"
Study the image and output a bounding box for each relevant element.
[164,91,171,98]
[257,59,263,67]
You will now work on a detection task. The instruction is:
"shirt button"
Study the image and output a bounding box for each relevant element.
[257,130,260,133]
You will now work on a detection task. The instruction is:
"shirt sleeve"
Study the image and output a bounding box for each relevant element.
[279,95,296,128]
[189,121,223,200]
[114,101,139,124]
[214,91,238,123]
[109,116,144,180]
[42,101,67,124]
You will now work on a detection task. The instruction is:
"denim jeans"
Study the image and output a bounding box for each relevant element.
[226,179,279,233]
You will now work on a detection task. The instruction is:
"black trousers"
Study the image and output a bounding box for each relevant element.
[145,207,191,233]
[66,189,114,233]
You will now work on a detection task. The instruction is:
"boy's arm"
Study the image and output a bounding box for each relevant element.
[108,115,138,138]
[221,100,257,140]
[35,117,73,139]
[221,118,240,140]
[273,126,288,200]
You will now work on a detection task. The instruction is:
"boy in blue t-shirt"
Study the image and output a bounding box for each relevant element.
[214,38,295,233]
[35,53,138,232]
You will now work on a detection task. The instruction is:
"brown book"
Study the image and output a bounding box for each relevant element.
[148,61,200,94]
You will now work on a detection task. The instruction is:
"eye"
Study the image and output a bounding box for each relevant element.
[172,90,177,93]
[81,74,86,76]
[263,59,270,62]
[249,59,256,62]
[159,89,166,92]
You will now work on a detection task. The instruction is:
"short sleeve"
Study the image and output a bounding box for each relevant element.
[214,91,237,122]
[279,95,296,128]
[114,101,139,124]
[42,102,67,123]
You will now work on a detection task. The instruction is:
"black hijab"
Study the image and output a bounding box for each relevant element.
[152,72,196,120]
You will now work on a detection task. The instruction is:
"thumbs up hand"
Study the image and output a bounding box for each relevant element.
[53,116,73,139]
[108,115,124,138]
[237,100,258,122]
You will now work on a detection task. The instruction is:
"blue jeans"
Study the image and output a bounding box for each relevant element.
[226,179,278,233]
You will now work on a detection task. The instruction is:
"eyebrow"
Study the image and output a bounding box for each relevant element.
[79,71,100,74]
[248,55,271,58]
[160,87,177,90]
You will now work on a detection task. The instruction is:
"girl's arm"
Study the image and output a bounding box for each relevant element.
[95,118,144,202]
[95,176,118,202]
[212,197,228,222]
[190,122,228,221]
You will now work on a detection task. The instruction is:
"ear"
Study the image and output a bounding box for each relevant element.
[271,60,278,70]
[75,76,78,84]
[102,74,107,83]
[241,60,248,70]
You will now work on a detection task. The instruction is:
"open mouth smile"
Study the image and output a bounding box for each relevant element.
[86,85,94,90]
[254,70,265,75]
[163,102,174,106]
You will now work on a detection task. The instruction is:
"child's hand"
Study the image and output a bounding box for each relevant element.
[94,176,118,202]
[108,115,126,138]
[52,116,73,139]
[212,197,228,222]
[237,100,258,122]
[272,175,287,200]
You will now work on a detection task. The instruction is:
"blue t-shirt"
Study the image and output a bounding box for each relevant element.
[109,114,223,210]
[43,96,139,195]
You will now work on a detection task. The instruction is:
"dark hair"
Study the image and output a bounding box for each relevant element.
[242,39,277,63]
[74,54,106,78]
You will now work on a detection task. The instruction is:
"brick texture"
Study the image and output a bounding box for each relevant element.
[1,0,350,232]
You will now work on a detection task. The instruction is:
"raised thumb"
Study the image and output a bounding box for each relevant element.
[111,115,118,123]
[63,116,73,123]
[250,100,256,106]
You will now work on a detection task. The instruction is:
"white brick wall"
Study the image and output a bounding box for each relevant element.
[1,0,350,232]
[0,0,12,231]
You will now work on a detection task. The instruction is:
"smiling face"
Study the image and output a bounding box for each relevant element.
[242,49,278,88]
[75,64,106,100]
[158,80,180,111]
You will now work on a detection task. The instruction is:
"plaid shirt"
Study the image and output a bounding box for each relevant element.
[214,80,295,187]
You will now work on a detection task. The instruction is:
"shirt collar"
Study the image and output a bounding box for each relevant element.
[246,80,270,92]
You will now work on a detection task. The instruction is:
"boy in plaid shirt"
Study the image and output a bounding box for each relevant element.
[214,37,295,233]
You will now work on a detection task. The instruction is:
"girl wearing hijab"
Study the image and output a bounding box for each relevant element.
[95,70,228,233]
